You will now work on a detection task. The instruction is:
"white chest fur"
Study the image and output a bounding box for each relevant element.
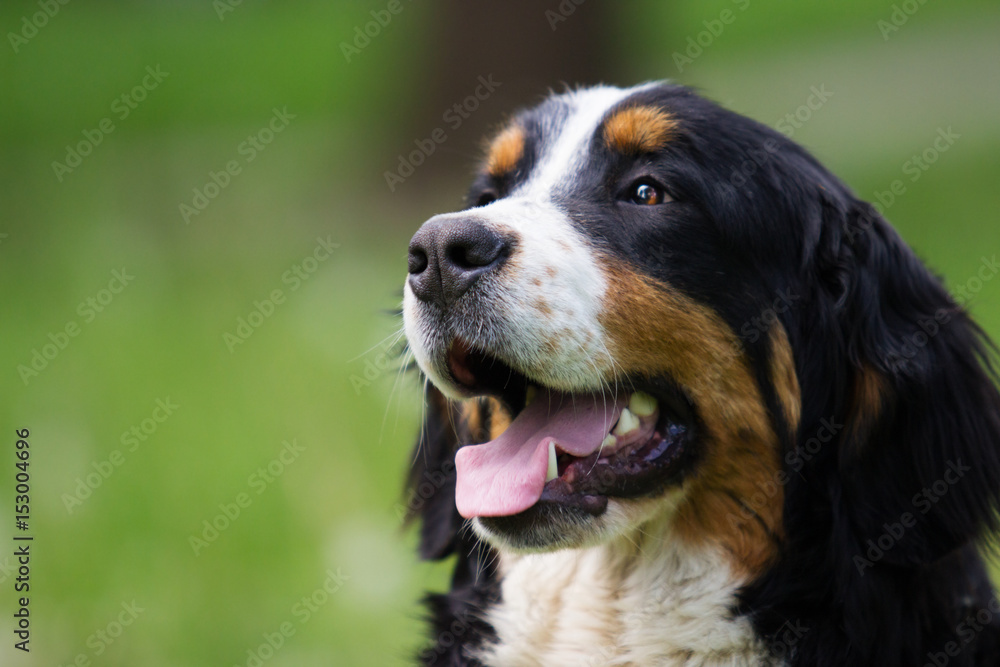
[475,526,783,667]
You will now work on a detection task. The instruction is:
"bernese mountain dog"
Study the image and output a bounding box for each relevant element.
[400,82,1000,666]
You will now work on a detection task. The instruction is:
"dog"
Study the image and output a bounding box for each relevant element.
[400,82,1000,666]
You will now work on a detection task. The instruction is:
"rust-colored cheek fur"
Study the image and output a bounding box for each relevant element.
[599,262,784,577]
[460,397,512,444]
[603,105,677,155]
[845,363,890,458]
[769,324,801,437]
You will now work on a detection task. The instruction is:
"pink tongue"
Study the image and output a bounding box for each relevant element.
[455,391,626,518]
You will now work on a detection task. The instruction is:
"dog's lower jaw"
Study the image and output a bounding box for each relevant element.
[472,514,783,667]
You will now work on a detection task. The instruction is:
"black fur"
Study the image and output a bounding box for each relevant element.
[405,389,501,664]
[742,198,1000,666]
[404,83,1000,666]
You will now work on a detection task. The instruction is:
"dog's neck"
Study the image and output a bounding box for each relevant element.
[475,517,782,667]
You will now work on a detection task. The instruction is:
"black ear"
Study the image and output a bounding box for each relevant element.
[404,385,503,664]
[403,384,465,560]
[831,201,1000,564]
[403,383,501,567]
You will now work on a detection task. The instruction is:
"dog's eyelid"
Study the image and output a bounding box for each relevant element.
[473,190,499,208]
[620,176,673,206]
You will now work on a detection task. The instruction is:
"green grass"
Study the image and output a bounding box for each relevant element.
[1,2,998,665]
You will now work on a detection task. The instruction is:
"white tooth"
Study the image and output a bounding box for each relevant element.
[601,434,617,450]
[525,385,538,406]
[613,408,640,437]
[546,441,558,482]
[629,391,657,417]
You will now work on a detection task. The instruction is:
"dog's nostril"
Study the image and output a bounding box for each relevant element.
[443,224,506,272]
[406,216,511,307]
[445,239,502,271]
[408,248,429,275]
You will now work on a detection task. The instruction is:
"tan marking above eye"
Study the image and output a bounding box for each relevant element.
[603,105,677,155]
[484,124,526,178]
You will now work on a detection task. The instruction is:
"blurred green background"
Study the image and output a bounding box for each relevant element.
[1,1,998,665]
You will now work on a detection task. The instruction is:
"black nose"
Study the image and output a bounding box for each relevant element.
[407,216,510,307]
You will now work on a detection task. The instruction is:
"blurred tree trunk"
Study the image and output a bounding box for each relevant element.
[417,0,622,174]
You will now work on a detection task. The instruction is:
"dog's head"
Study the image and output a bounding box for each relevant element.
[402,83,1000,580]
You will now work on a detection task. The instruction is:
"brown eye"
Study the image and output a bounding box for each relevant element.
[629,181,665,206]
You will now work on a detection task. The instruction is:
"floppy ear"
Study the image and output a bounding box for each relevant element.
[404,385,503,664]
[404,384,464,560]
[404,383,501,572]
[830,200,1000,564]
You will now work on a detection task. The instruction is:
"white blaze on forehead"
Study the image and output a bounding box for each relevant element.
[463,86,653,389]
[402,83,664,393]
[521,84,658,199]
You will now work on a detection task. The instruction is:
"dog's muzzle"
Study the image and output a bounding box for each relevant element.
[407,215,511,308]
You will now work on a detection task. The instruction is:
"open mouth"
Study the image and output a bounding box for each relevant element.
[447,339,695,519]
